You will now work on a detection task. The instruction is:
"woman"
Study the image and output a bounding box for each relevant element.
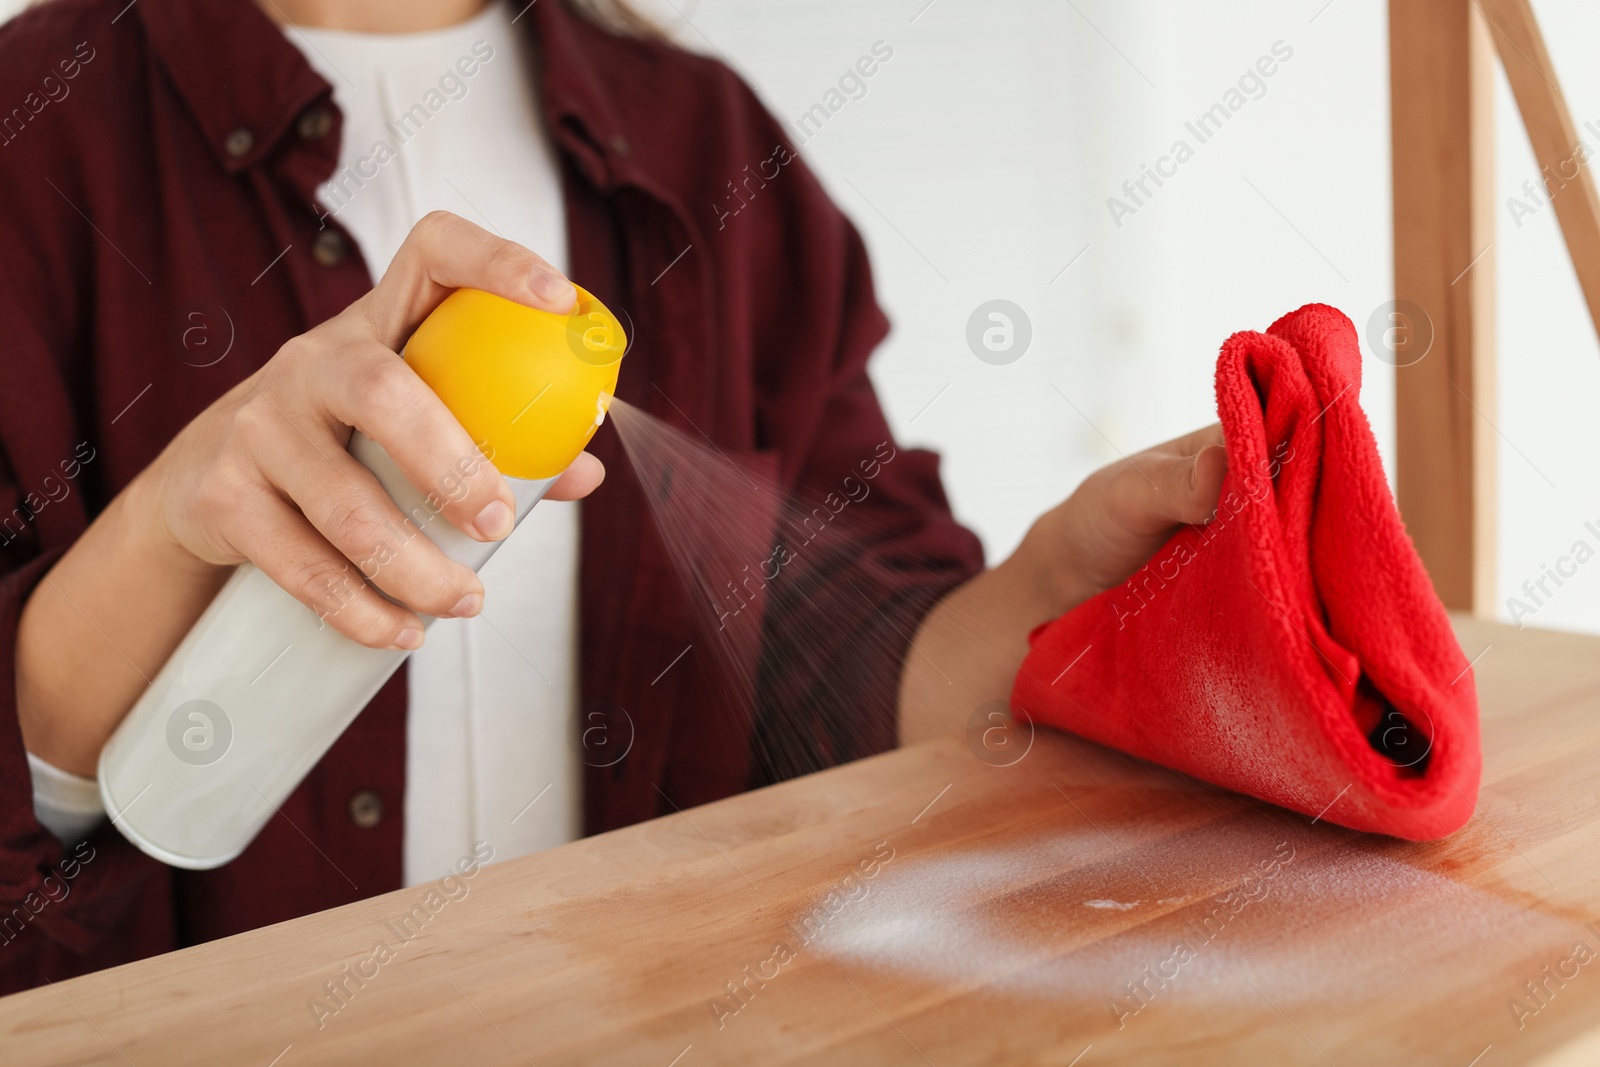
[0,0,1225,990]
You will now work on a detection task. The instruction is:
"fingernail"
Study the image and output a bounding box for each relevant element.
[533,267,577,310]
[392,627,424,651]
[473,499,514,540]
[445,592,482,619]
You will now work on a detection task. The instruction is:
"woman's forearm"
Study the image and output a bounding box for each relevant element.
[16,468,229,777]
[897,531,1089,746]
[897,426,1229,747]
[15,214,595,782]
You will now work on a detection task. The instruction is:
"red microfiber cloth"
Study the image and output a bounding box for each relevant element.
[1011,303,1480,841]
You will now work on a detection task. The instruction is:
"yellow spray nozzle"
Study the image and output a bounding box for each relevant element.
[403,286,628,480]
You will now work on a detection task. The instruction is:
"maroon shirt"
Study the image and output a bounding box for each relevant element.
[0,0,982,992]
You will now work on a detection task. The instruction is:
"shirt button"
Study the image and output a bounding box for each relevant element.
[297,106,334,141]
[311,229,347,267]
[223,127,254,159]
[609,133,630,157]
[348,789,383,829]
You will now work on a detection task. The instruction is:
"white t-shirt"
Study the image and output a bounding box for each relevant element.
[290,2,582,886]
[28,1,582,887]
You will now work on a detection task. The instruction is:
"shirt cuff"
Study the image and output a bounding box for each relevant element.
[26,750,106,845]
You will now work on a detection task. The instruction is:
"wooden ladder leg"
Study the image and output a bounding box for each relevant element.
[1390,0,1497,615]
[1479,0,1600,341]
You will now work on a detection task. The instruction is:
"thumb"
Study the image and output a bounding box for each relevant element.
[1141,430,1227,528]
[545,450,606,501]
[1183,442,1229,523]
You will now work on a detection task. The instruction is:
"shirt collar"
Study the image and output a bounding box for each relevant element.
[136,0,644,188]
[525,0,638,189]
[137,0,331,173]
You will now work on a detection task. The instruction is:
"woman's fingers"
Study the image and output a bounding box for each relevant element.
[1163,422,1226,459]
[314,210,592,538]
[358,211,576,351]
[230,492,425,650]
[316,340,517,543]
[154,213,597,648]
[1111,423,1229,532]
[1153,440,1227,527]
[1190,441,1229,515]
[255,427,485,619]
[1028,422,1231,606]
[545,451,606,501]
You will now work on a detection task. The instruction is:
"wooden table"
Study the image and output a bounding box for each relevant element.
[6,616,1600,1066]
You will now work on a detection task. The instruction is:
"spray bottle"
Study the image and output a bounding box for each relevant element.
[97,286,627,869]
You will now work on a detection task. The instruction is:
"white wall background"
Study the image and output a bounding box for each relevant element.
[2,0,1596,636]
[630,0,1600,637]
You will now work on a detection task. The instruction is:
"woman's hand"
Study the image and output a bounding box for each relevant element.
[139,211,603,651]
[1017,423,1227,617]
[899,424,1228,745]
[18,211,602,774]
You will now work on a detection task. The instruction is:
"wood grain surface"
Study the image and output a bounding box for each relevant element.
[5,616,1600,1066]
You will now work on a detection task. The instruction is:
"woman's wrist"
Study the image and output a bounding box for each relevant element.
[899,521,1091,745]
[120,455,219,580]
[1011,509,1097,623]
[17,459,228,774]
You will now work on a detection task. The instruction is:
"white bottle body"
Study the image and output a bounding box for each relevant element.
[97,433,554,869]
